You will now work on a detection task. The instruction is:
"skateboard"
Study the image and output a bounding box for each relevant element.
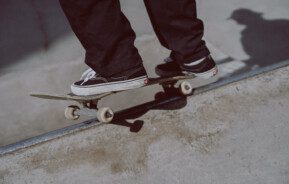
[30,75,195,123]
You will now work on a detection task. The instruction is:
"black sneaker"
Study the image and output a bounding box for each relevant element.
[155,59,183,77]
[155,55,218,78]
[71,67,148,96]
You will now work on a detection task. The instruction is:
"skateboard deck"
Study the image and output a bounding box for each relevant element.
[30,75,195,123]
[30,75,194,103]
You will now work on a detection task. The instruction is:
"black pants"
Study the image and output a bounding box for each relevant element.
[59,0,210,76]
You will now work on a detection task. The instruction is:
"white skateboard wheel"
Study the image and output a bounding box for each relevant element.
[180,81,193,95]
[97,107,114,123]
[65,105,80,120]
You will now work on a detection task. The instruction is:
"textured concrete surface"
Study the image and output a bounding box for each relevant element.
[0,0,289,146]
[1,65,289,184]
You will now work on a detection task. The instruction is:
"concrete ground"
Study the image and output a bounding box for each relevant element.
[1,65,289,184]
[0,0,289,183]
[0,0,289,149]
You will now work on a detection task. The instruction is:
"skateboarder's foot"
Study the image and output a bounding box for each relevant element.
[71,67,148,96]
[155,60,183,77]
[155,55,218,78]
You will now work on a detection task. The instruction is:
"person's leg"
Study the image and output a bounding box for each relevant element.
[144,0,217,78]
[59,0,148,96]
[59,0,143,77]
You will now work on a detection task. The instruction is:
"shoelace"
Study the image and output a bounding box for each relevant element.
[80,68,94,80]
[81,69,98,85]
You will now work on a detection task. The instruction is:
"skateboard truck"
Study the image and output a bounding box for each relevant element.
[64,100,114,123]
[65,105,114,123]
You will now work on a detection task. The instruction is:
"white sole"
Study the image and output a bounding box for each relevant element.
[183,66,218,79]
[71,76,148,96]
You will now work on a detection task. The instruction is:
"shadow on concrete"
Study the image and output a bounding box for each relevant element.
[229,8,289,74]
[0,0,70,72]
[109,89,188,133]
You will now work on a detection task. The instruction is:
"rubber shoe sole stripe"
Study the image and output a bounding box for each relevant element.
[184,66,218,79]
[71,76,148,96]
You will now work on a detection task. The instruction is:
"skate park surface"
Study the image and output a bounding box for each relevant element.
[1,63,289,184]
[0,0,289,183]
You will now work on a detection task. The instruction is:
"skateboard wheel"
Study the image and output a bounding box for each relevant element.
[97,107,114,123]
[180,81,193,95]
[65,105,80,120]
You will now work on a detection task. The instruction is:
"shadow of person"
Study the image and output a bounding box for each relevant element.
[229,8,289,74]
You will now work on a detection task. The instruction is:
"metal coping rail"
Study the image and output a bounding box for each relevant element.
[1,59,289,156]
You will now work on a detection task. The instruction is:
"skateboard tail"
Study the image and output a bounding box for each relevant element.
[30,93,67,100]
